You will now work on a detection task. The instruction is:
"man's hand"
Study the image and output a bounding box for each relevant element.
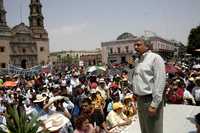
[148,106,157,117]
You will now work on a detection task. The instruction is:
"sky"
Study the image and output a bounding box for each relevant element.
[4,0,200,52]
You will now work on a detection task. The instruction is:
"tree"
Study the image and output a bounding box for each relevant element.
[187,25,200,55]
[62,55,73,65]
[0,105,40,133]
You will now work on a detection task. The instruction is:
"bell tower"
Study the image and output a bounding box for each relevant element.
[29,0,48,39]
[29,0,49,65]
[0,0,10,34]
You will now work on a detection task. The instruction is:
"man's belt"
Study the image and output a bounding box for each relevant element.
[133,94,152,99]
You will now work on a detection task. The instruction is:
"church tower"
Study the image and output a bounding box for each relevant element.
[29,0,49,65]
[29,0,48,39]
[0,0,10,68]
[0,0,10,35]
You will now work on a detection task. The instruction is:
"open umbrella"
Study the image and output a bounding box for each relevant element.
[193,64,200,69]
[3,81,17,87]
[87,66,106,73]
[87,66,106,76]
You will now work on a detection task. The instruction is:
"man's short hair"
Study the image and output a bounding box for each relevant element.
[136,36,152,50]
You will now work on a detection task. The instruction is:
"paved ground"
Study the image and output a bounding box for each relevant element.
[123,104,200,133]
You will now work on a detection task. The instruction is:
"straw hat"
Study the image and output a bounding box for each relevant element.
[99,78,105,83]
[47,73,52,77]
[16,88,21,92]
[53,84,60,89]
[48,96,64,103]
[112,102,123,110]
[188,77,195,82]
[124,94,133,100]
[44,113,70,132]
[33,94,47,103]
[90,89,97,94]
[13,74,20,78]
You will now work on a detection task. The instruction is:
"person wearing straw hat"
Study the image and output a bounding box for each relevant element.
[44,96,72,119]
[123,94,137,118]
[32,94,48,117]
[106,102,132,129]
[129,36,166,133]
[41,113,73,133]
[97,78,108,101]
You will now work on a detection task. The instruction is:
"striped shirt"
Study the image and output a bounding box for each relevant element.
[131,50,166,108]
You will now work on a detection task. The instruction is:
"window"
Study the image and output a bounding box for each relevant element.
[1,63,6,68]
[0,47,5,52]
[40,47,44,52]
[37,18,41,26]
[125,46,129,53]
[117,47,121,53]
[22,48,26,53]
[110,48,113,54]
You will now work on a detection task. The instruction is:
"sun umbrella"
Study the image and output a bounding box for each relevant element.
[87,66,106,76]
[193,64,200,69]
[87,66,106,73]
[3,81,17,87]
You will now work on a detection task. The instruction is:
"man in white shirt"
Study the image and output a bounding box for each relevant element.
[130,37,166,133]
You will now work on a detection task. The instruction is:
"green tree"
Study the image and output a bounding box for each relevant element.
[0,105,40,133]
[62,55,73,65]
[187,25,200,55]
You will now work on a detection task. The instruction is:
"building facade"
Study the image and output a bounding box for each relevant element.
[101,32,182,65]
[0,0,49,69]
[101,32,137,65]
[50,49,102,66]
[150,36,179,59]
[80,49,102,66]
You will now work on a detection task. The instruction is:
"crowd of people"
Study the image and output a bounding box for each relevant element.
[164,61,200,106]
[0,66,137,133]
[0,58,199,133]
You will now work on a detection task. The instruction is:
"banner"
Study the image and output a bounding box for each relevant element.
[8,65,42,77]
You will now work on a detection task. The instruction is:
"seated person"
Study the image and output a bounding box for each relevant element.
[106,102,132,129]
[123,94,137,118]
[80,98,109,133]
[166,82,184,104]
[74,115,96,133]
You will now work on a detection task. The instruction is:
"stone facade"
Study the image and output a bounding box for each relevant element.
[0,0,49,69]
[101,33,137,65]
[101,32,182,65]
[50,49,102,66]
[80,51,102,66]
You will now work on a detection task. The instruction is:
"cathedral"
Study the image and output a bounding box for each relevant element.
[0,0,49,69]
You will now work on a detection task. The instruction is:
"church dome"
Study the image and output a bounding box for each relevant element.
[11,23,32,34]
[117,32,136,40]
